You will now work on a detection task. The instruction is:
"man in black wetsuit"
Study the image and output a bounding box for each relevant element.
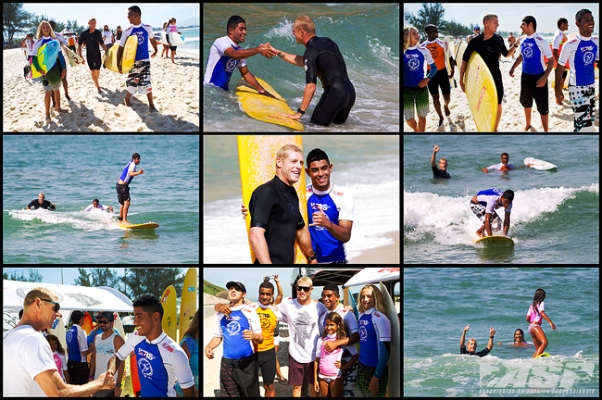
[248,144,318,264]
[459,324,496,357]
[27,193,56,210]
[430,145,450,179]
[268,16,355,127]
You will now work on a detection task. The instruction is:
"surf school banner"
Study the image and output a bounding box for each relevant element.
[3,279,133,311]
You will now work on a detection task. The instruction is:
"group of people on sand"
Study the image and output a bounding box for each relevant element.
[460,288,556,358]
[205,276,393,397]
[25,152,144,226]
[24,5,186,123]
[404,9,598,132]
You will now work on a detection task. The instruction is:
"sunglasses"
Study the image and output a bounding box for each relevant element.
[40,298,60,312]
[97,320,110,324]
[296,286,311,292]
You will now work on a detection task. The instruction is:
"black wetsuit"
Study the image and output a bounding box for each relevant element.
[27,199,55,210]
[304,36,356,126]
[79,29,104,70]
[432,166,451,179]
[249,176,305,264]
[460,346,490,357]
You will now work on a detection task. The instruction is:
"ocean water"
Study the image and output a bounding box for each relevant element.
[203,135,399,263]
[404,135,599,264]
[3,135,199,264]
[404,268,600,397]
[203,3,399,132]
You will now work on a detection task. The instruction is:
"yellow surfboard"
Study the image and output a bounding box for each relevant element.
[465,52,498,132]
[236,77,304,131]
[104,35,138,73]
[179,268,198,342]
[116,222,159,229]
[160,285,177,341]
[237,135,308,264]
[473,235,514,246]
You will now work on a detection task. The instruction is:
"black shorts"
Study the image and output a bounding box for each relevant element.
[116,183,130,205]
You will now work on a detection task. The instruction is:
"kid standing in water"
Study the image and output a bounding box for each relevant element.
[526,288,556,358]
[313,312,357,397]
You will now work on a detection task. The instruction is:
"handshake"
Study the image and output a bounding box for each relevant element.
[257,43,279,59]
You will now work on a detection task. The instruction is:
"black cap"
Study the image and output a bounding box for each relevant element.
[97,311,115,322]
[226,281,246,292]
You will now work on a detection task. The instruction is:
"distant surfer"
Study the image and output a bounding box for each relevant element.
[403,25,437,132]
[27,193,56,210]
[203,15,278,94]
[554,9,599,132]
[469,188,514,238]
[508,16,554,132]
[268,16,356,126]
[430,145,450,179]
[116,153,144,225]
[551,18,570,103]
[497,328,530,346]
[85,199,114,213]
[482,152,532,173]
[526,288,556,358]
[460,324,496,357]
[459,14,519,132]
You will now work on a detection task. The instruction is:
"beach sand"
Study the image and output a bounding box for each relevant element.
[2,48,199,131]
[203,313,293,397]
[349,230,400,264]
[408,52,599,132]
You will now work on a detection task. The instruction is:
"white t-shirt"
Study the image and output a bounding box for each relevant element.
[277,297,328,363]
[3,325,57,396]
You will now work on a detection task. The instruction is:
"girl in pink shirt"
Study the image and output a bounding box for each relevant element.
[314,312,355,397]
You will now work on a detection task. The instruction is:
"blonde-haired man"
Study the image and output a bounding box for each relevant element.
[249,144,317,264]
[267,16,355,126]
[277,276,328,397]
[3,287,115,396]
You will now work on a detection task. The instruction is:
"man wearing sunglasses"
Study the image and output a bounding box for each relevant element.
[89,312,126,397]
[276,276,328,397]
[3,288,115,396]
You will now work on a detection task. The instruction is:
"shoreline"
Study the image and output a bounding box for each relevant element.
[348,230,400,264]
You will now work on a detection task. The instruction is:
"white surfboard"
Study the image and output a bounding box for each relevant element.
[524,157,557,170]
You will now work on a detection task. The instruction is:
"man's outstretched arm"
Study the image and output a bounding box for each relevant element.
[460,324,470,348]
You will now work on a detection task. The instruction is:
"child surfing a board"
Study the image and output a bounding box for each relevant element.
[469,188,514,238]
[526,288,556,358]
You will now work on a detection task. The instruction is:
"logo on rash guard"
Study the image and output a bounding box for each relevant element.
[139,357,153,378]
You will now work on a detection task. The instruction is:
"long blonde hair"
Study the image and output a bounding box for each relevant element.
[357,284,387,314]
[36,21,57,40]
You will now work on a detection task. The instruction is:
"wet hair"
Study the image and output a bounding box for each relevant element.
[227,15,245,35]
[132,153,140,160]
[306,148,330,167]
[514,328,525,343]
[532,288,546,318]
[502,190,514,202]
[133,295,163,320]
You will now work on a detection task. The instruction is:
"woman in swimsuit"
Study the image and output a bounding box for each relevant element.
[526,288,556,358]
[497,328,530,346]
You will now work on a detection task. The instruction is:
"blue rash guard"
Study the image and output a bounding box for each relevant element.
[119,161,137,185]
[306,182,354,263]
[204,36,247,90]
[116,330,195,397]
